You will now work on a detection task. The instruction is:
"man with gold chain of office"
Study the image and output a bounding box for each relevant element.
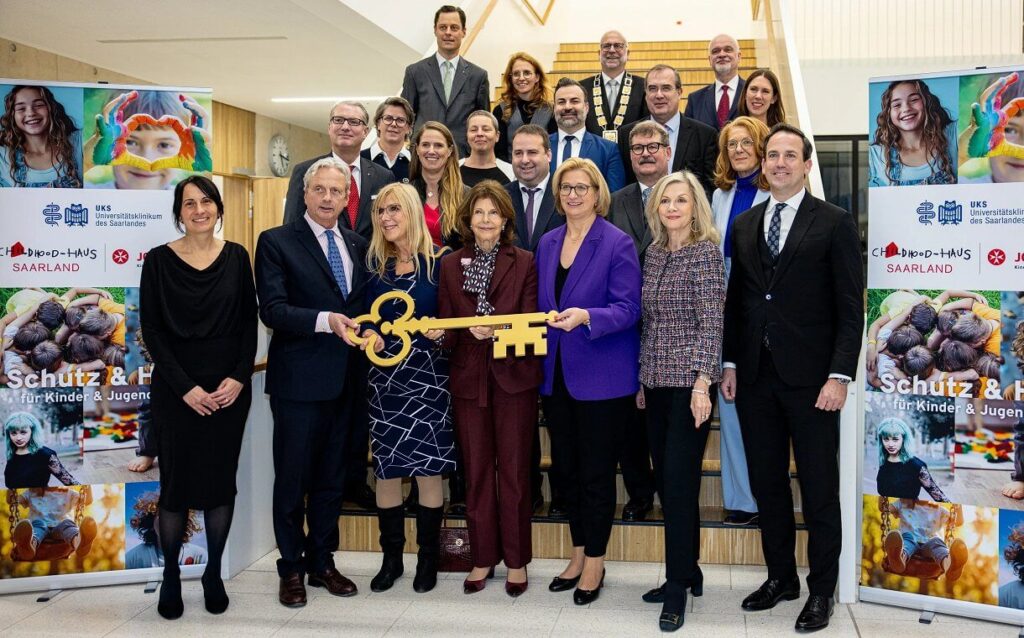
[583,30,649,142]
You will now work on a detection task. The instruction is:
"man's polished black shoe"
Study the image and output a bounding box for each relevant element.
[795,595,834,631]
[344,484,377,511]
[547,498,568,519]
[723,510,759,527]
[741,577,801,611]
[621,497,653,522]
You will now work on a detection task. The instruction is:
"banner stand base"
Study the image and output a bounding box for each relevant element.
[918,611,935,624]
[35,589,61,603]
[144,580,158,594]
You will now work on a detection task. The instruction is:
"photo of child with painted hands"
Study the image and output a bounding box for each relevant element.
[959,71,1024,183]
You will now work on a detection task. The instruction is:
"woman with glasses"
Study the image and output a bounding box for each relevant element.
[409,121,469,248]
[361,97,415,182]
[536,158,641,605]
[493,52,556,162]
[708,115,770,528]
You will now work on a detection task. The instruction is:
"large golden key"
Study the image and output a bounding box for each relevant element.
[348,290,556,367]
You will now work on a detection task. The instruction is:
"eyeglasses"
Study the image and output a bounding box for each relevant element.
[380,115,408,126]
[559,183,592,197]
[600,43,626,51]
[511,70,536,79]
[376,204,403,218]
[727,138,756,151]
[629,142,667,155]
[330,116,366,128]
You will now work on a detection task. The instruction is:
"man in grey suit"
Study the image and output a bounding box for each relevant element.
[608,120,672,262]
[283,101,396,241]
[401,5,490,158]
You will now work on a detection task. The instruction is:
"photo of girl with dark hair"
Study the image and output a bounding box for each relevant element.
[0,84,82,188]
[869,78,958,186]
[3,412,78,489]
[875,417,949,501]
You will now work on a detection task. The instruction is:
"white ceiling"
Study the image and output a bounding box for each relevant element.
[0,0,439,131]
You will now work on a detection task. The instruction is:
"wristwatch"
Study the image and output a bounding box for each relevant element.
[835,377,851,386]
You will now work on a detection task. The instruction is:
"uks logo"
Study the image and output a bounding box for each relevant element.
[64,204,88,227]
[916,201,936,225]
[916,200,962,226]
[42,203,61,226]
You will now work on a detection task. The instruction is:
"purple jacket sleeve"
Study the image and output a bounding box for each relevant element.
[585,231,641,339]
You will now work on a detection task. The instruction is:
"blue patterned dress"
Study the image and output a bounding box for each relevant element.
[365,255,456,478]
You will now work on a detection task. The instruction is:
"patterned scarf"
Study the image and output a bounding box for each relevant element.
[462,243,499,316]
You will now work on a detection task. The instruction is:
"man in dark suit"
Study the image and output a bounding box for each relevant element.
[283,100,396,240]
[617,65,718,196]
[550,77,625,191]
[400,5,490,158]
[506,124,564,252]
[684,34,745,130]
[582,30,648,142]
[256,158,371,608]
[721,124,863,631]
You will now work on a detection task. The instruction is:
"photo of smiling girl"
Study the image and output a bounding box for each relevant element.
[0,84,83,188]
[875,417,950,502]
[868,77,958,187]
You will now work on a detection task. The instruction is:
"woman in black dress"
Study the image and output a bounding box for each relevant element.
[139,175,257,620]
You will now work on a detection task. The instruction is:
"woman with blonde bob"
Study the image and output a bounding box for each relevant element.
[637,171,725,631]
[360,182,455,595]
[709,115,770,530]
[409,121,469,248]
[493,52,556,161]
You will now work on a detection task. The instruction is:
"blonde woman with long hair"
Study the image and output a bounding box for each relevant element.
[409,121,469,248]
[359,182,454,595]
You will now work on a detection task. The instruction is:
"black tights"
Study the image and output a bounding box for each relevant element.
[159,503,235,598]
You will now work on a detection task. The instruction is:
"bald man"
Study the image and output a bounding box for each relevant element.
[683,33,745,130]
[582,30,649,142]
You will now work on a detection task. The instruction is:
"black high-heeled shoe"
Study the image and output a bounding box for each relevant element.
[572,568,605,605]
[690,567,703,598]
[548,572,581,592]
[202,571,229,614]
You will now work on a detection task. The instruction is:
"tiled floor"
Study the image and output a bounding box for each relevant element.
[0,551,1020,636]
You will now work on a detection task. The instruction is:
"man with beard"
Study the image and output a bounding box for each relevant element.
[549,77,625,192]
[582,30,649,142]
[684,34,746,131]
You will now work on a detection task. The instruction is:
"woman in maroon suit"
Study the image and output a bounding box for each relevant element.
[438,180,542,597]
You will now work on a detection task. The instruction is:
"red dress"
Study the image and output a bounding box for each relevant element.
[423,203,442,247]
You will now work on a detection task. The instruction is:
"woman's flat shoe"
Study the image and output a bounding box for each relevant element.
[659,611,684,632]
[548,573,581,592]
[572,568,605,605]
[463,567,495,594]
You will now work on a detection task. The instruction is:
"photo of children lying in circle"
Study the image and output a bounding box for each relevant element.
[861,495,997,603]
[124,482,206,569]
[958,70,1024,184]
[0,483,125,578]
[0,287,128,389]
[868,76,958,187]
[0,83,83,188]
[866,289,1002,398]
[1002,291,1024,402]
[998,509,1024,608]
[82,88,212,190]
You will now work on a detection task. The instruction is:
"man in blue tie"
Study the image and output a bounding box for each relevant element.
[550,77,625,192]
[255,157,371,608]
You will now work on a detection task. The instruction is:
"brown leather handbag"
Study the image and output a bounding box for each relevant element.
[438,518,472,572]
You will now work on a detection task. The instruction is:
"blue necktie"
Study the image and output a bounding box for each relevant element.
[641,186,651,209]
[561,135,575,164]
[324,230,349,300]
[767,202,785,259]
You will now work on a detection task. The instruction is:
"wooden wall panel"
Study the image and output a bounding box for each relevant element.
[212,101,255,175]
[252,177,290,241]
[218,175,252,257]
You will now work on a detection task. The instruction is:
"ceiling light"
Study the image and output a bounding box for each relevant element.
[271,96,389,104]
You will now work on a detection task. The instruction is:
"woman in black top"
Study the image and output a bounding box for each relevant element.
[493,52,557,162]
[140,175,257,620]
[4,412,78,488]
[875,417,948,501]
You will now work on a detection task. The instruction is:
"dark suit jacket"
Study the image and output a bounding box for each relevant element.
[549,130,625,192]
[683,78,746,131]
[282,154,395,239]
[581,73,649,135]
[617,116,718,197]
[607,183,652,261]
[255,219,369,401]
[722,194,864,387]
[401,56,490,158]
[438,246,543,400]
[505,179,564,252]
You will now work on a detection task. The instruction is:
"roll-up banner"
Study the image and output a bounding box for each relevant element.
[861,65,1024,624]
[0,79,212,593]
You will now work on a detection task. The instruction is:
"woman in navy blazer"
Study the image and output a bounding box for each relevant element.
[536,157,641,605]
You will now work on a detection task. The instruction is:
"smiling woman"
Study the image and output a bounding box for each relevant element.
[0,84,82,188]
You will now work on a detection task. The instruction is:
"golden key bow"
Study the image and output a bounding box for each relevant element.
[347,290,556,367]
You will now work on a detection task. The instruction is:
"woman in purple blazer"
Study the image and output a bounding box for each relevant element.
[536,157,641,605]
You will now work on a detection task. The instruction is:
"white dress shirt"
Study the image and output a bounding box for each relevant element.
[305,213,355,333]
[714,76,741,110]
[367,140,411,170]
[556,129,585,166]
[601,71,626,107]
[436,53,461,75]
[518,173,551,229]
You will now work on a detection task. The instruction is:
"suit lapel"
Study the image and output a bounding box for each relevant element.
[357,158,380,235]
[510,182,528,248]
[746,201,770,290]
[702,89,716,127]
[672,117,693,172]
[294,220,339,288]
[425,58,447,106]
[488,247,515,297]
[769,195,816,287]
[560,218,603,304]
[448,60,470,106]
[579,132,595,163]
[542,227,563,308]
[624,185,646,242]
[531,186,556,251]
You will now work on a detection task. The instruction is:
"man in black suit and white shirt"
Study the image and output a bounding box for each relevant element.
[582,30,649,142]
[401,5,490,158]
[283,100,396,240]
[617,65,718,196]
[505,124,564,252]
[721,124,863,632]
[256,158,371,608]
[684,34,745,130]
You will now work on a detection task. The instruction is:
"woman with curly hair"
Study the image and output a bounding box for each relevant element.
[0,85,81,188]
[492,52,556,161]
[124,490,207,569]
[1001,522,1024,607]
[869,79,957,186]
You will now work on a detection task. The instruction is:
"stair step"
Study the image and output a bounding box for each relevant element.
[558,40,756,53]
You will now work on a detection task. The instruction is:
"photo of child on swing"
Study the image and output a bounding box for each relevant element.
[866,289,1002,399]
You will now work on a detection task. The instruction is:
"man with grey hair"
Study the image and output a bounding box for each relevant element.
[684,34,745,130]
[257,157,370,608]
[582,30,649,141]
[284,100,396,241]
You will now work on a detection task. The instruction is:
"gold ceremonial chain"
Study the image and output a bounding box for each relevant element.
[593,73,632,142]
[347,290,556,367]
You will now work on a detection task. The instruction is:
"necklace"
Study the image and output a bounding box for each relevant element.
[397,254,415,264]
